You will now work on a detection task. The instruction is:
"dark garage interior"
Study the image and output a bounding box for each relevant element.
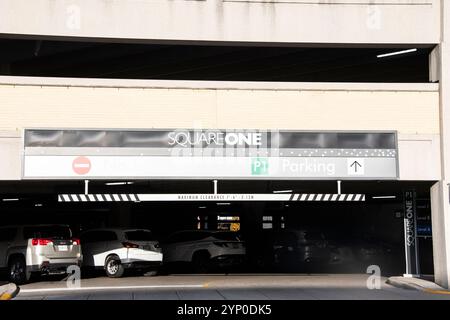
[0,38,432,83]
[0,180,434,278]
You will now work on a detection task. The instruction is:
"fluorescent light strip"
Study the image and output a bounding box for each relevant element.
[377,48,417,58]
[372,196,397,199]
[217,203,231,205]
[2,198,19,201]
[105,182,134,186]
[273,190,293,194]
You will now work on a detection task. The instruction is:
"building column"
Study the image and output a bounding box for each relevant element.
[431,182,450,287]
[430,0,450,289]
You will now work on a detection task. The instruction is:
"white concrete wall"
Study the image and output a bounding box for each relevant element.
[0,77,439,133]
[0,76,441,181]
[0,131,21,180]
[430,0,450,289]
[398,134,441,181]
[0,0,440,45]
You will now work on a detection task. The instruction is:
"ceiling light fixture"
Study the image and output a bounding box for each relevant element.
[377,48,417,58]
[105,182,134,186]
[372,196,397,199]
[273,190,293,194]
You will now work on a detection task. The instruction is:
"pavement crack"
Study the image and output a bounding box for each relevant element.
[255,289,271,300]
[215,289,227,300]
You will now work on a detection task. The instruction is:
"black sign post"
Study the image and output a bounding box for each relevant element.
[403,190,420,277]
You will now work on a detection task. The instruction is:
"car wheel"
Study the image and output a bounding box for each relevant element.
[105,256,125,278]
[8,256,29,285]
[192,251,210,273]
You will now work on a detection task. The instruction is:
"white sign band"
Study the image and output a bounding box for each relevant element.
[58,193,366,202]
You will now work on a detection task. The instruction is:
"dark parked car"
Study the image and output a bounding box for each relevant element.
[161,230,246,273]
[253,229,337,272]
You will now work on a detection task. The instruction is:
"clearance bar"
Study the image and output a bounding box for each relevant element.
[58,193,365,202]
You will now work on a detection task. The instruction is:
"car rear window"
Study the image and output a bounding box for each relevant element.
[23,226,72,239]
[125,230,155,241]
[212,232,241,241]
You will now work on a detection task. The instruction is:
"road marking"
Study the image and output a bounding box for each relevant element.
[424,288,450,295]
[0,293,12,300]
[0,284,20,300]
[20,284,204,294]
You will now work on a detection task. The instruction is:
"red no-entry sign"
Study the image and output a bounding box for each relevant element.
[72,156,91,175]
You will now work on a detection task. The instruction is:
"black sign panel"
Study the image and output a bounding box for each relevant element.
[403,190,420,276]
[24,129,397,149]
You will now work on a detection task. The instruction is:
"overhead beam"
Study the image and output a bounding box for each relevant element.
[58,193,366,202]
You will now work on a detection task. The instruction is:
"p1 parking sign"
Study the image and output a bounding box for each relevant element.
[251,158,269,175]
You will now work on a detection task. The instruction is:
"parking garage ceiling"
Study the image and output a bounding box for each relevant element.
[0,38,432,82]
[0,180,436,200]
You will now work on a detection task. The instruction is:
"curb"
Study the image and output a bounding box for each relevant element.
[386,277,450,295]
[0,283,20,300]
[385,278,424,291]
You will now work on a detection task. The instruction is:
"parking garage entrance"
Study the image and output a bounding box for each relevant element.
[0,129,435,279]
[0,180,435,279]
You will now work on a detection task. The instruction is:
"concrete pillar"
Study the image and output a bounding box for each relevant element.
[430,0,450,289]
[431,182,450,288]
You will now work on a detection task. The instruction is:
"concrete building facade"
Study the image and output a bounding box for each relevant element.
[0,0,449,287]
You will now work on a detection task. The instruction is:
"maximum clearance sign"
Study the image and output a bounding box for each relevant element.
[23,129,398,180]
[58,193,366,202]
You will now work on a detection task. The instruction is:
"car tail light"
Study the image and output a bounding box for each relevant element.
[31,238,53,246]
[122,242,139,249]
[72,238,80,245]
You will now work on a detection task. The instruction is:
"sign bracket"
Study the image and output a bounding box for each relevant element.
[84,180,89,195]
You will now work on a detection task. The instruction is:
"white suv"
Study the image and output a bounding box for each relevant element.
[162,230,246,272]
[79,228,163,278]
[0,224,82,284]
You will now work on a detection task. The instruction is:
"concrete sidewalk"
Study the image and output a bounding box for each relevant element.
[13,274,450,300]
